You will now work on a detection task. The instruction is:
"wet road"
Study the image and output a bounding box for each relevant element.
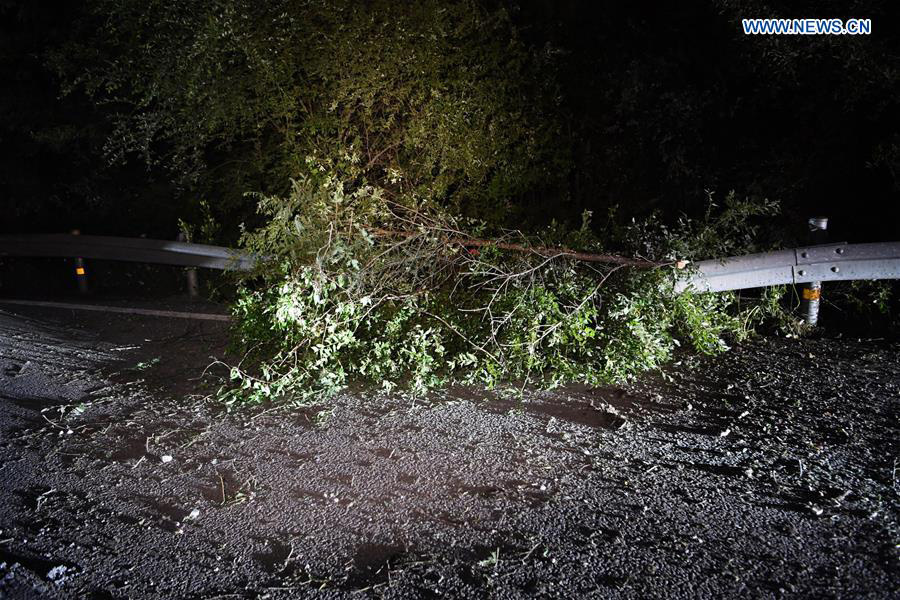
[0,306,898,598]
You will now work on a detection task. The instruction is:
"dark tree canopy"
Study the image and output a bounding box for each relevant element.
[1,0,897,241]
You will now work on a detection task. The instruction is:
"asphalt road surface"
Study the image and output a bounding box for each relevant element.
[0,304,897,598]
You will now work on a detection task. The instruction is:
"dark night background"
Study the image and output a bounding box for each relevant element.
[1,0,898,245]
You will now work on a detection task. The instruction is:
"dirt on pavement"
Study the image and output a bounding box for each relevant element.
[0,302,898,599]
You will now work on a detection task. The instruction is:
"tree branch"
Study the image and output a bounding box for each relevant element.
[366,227,671,268]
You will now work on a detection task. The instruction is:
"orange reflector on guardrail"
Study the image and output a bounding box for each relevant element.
[802,287,821,300]
[75,267,86,275]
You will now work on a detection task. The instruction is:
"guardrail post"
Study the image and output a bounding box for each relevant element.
[801,217,828,325]
[71,229,89,295]
[177,232,200,298]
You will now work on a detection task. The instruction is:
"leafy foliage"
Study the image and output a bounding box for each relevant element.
[221,177,777,405]
[54,0,566,229]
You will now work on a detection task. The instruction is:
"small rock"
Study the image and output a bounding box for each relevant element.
[743,468,754,478]
[719,428,731,438]
[161,455,173,463]
[47,565,69,583]
[187,508,200,520]
[809,505,824,516]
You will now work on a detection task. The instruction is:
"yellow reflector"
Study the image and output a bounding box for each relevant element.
[802,287,820,300]
[75,267,86,276]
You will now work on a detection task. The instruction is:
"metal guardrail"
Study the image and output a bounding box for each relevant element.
[1,234,897,294]
[0,234,256,271]
[676,242,900,293]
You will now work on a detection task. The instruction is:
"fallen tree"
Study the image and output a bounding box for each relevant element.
[220,179,775,404]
